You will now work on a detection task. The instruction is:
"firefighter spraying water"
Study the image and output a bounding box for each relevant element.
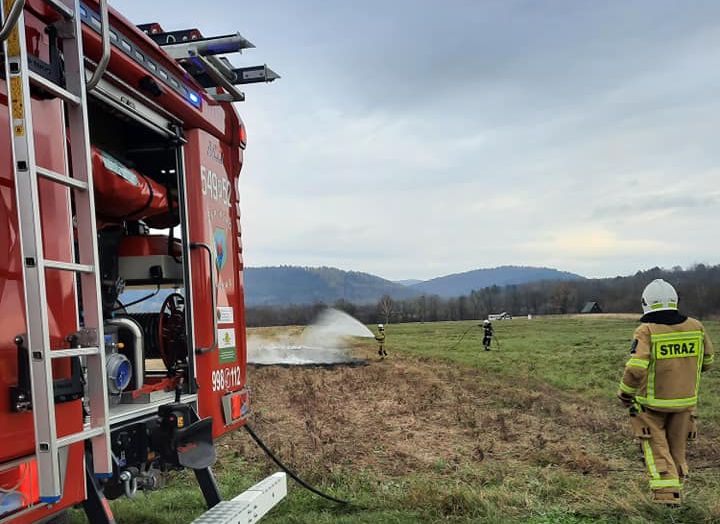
[482,319,494,351]
[375,324,387,358]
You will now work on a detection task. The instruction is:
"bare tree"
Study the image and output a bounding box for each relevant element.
[415,295,427,322]
[469,290,482,319]
[551,282,577,314]
[378,294,395,325]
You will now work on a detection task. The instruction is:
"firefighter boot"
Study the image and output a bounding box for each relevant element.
[652,488,682,507]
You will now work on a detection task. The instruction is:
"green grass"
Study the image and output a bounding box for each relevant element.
[72,316,720,523]
[385,316,720,424]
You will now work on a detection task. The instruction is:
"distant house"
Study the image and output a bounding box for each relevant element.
[580,301,602,314]
[488,312,513,320]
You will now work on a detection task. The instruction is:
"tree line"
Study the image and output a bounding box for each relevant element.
[245,264,720,327]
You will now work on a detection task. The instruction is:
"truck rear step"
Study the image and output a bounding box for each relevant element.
[191,472,287,524]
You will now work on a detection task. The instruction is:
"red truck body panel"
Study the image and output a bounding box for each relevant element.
[0,1,252,520]
[185,129,248,437]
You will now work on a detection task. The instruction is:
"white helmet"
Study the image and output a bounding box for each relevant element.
[378,324,384,330]
[483,320,490,325]
[641,279,678,314]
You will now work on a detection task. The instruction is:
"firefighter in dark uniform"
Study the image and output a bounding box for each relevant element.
[375,324,387,358]
[617,279,714,505]
[482,319,493,351]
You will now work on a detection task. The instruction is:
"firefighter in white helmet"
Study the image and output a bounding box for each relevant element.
[482,319,493,351]
[375,324,387,358]
[617,279,714,505]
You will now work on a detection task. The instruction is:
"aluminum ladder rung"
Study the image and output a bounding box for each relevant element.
[44,0,75,19]
[43,260,94,273]
[4,0,113,501]
[28,70,81,105]
[50,347,100,358]
[56,426,105,448]
[36,166,88,191]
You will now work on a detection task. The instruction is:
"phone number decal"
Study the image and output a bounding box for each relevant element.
[211,366,242,392]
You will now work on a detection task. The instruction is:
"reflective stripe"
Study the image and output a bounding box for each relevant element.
[627,358,649,369]
[619,382,637,394]
[650,330,704,342]
[636,396,697,409]
[650,478,682,489]
[641,442,682,491]
[705,354,715,364]
[649,302,677,310]
[642,440,659,480]
[650,303,664,310]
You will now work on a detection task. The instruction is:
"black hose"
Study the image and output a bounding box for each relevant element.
[448,324,477,351]
[244,423,350,505]
[112,284,160,312]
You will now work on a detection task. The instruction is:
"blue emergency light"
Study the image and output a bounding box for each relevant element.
[187,90,202,108]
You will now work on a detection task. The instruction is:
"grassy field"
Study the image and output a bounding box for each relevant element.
[74,316,720,523]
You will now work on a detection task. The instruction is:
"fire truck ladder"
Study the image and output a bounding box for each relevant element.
[1,0,112,503]
[138,24,280,103]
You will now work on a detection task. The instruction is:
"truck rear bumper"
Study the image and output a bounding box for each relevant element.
[191,472,287,524]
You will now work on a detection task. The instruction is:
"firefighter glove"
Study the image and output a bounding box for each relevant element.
[617,390,634,407]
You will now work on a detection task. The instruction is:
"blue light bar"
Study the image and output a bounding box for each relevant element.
[187,90,202,108]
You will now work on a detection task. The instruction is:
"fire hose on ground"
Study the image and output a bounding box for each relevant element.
[243,423,351,506]
[448,324,501,351]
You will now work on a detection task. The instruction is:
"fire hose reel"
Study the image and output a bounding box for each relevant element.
[127,293,187,372]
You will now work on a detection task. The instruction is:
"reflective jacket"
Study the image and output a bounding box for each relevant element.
[619,317,714,412]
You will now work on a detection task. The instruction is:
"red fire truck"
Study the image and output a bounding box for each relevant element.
[0,1,284,522]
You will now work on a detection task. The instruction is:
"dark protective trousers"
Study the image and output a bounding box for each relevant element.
[633,408,691,503]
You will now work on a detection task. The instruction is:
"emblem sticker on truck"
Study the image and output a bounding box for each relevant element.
[217,306,234,324]
[218,328,237,363]
[214,228,227,270]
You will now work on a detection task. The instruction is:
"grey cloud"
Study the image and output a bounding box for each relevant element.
[591,193,720,219]
[112,1,720,279]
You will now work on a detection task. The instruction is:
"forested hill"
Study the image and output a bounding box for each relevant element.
[243,265,585,306]
[409,266,585,298]
[244,266,420,306]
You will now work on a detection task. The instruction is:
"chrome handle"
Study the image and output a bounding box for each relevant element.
[86,0,110,90]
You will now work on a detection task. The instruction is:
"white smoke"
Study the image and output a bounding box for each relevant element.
[300,308,374,348]
[247,308,374,365]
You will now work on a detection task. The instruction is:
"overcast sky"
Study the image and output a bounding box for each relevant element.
[114,0,720,280]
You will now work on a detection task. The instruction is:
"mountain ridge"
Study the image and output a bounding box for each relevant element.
[409,265,585,298]
[244,265,419,306]
[244,265,585,305]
